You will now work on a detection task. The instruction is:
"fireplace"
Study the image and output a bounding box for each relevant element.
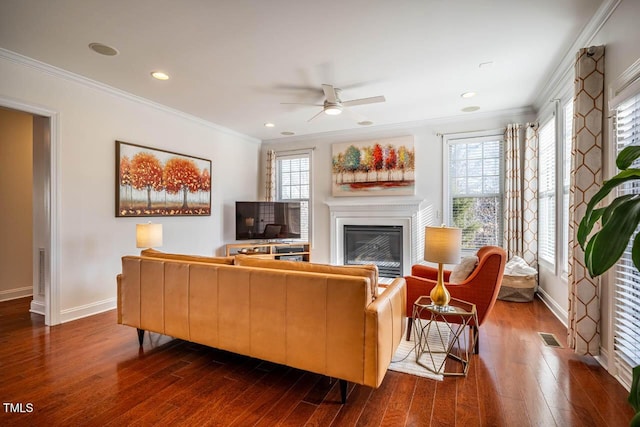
[344,225,403,278]
[325,196,433,278]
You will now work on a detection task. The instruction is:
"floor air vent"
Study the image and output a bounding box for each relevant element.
[538,332,562,348]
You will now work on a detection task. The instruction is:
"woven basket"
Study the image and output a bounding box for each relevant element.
[498,274,537,302]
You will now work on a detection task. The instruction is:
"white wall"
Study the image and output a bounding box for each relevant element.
[260,109,534,265]
[0,52,260,322]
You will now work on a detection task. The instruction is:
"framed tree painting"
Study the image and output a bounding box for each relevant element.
[332,135,415,196]
[116,141,212,217]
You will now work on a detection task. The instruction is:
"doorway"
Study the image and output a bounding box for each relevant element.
[0,98,58,325]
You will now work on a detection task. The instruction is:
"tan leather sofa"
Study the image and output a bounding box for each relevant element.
[117,253,406,403]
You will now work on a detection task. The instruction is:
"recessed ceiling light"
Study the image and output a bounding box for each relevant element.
[462,106,481,112]
[358,121,374,126]
[151,71,170,80]
[88,42,119,56]
[479,61,494,69]
[461,91,476,99]
[281,131,295,136]
[264,122,275,128]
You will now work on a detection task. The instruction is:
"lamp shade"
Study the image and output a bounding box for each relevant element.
[424,226,461,264]
[136,223,163,248]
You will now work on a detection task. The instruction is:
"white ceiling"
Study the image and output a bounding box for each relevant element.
[0,0,604,141]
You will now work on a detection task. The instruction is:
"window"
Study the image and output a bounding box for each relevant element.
[446,135,503,251]
[276,150,311,242]
[563,101,573,273]
[612,91,640,387]
[538,117,556,265]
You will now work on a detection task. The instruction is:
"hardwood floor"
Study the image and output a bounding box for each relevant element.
[0,296,634,426]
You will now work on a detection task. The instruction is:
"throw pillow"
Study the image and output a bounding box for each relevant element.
[449,256,479,284]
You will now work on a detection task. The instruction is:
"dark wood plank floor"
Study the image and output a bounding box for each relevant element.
[0,296,634,426]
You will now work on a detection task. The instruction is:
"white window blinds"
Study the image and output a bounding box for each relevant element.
[276,151,311,242]
[538,118,556,265]
[612,91,640,388]
[448,137,503,251]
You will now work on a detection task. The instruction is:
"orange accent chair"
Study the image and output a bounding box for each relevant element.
[405,245,507,353]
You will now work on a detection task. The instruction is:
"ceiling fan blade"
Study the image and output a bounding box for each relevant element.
[343,95,386,107]
[322,84,338,103]
[280,102,324,106]
[307,109,326,122]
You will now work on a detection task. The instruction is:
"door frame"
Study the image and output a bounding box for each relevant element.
[1,96,60,325]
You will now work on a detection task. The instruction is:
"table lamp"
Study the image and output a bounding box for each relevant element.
[136,222,163,249]
[424,225,462,310]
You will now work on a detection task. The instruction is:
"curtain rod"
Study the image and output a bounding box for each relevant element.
[435,127,504,137]
[271,147,316,154]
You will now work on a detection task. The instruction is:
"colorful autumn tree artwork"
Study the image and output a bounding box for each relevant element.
[343,145,361,181]
[116,141,212,217]
[163,157,201,209]
[119,155,132,208]
[130,152,163,209]
[200,168,211,203]
[331,136,415,196]
[372,143,384,181]
[361,146,373,181]
[385,146,397,180]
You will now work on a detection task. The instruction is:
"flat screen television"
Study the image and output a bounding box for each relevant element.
[235,201,301,241]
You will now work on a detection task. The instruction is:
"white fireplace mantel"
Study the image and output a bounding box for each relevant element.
[325,196,433,276]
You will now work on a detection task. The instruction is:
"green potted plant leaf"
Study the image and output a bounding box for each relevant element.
[577,145,640,426]
[578,145,640,277]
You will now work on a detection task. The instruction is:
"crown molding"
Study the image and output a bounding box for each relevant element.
[0,48,260,145]
[533,0,622,112]
[262,105,534,145]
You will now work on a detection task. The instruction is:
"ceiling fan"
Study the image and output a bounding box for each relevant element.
[282,84,385,122]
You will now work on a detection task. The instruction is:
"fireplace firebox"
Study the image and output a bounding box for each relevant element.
[344,225,403,278]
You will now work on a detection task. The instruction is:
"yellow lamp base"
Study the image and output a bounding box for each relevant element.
[429,262,451,307]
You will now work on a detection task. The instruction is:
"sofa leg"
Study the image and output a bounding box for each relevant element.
[339,379,347,404]
[137,328,145,346]
[406,317,413,341]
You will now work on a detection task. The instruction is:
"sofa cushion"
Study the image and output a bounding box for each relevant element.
[449,255,479,284]
[140,248,235,265]
[234,254,378,299]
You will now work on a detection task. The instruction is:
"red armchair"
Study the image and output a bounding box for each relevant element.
[405,246,507,353]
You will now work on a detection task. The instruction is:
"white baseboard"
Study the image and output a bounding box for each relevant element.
[595,347,610,370]
[536,288,568,327]
[30,299,45,316]
[59,298,116,323]
[0,286,33,302]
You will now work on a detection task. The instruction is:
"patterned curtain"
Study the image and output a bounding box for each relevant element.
[502,123,538,269]
[522,123,538,268]
[568,45,605,355]
[503,124,523,258]
[265,149,276,201]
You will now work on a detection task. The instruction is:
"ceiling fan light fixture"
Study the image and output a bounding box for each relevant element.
[324,105,343,115]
